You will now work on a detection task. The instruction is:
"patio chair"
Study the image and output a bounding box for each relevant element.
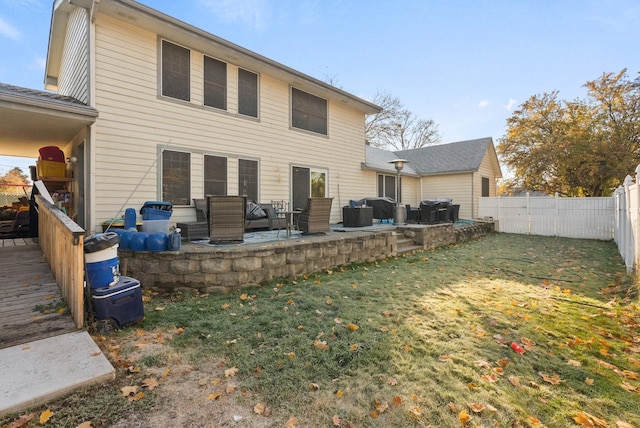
[176,199,209,240]
[298,197,333,234]
[208,195,246,243]
[0,210,30,238]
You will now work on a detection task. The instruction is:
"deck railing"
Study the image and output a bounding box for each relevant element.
[36,195,85,328]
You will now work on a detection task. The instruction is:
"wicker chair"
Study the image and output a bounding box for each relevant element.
[208,195,246,243]
[298,197,333,234]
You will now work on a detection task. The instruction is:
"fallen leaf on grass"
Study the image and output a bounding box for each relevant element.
[439,355,452,362]
[567,359,582,367]
[284,416,298,427]
[469,403,485,413]
[76,422,92,428]
[409,407,421,416]
[375,400,389,413]
[39,409,54,425]
[620,381,637,392]
[207,392,222,401]
[309,383,320,390]
[585,378,594,386]
[459,410,471,425]
[574,412,608,427]
[527,416,542,425]
[617,421,635,428]
[332,415,341,426]
[392,396,402,406]
[448,403,458,413]
[387,377,398,385]
[142,378,159,390]
[224,367,238,377]
[539,372,563,385]
[314,340,329,350]
[254,402,266,415]
[284,352,296,358]
[7,413,34,428]
[508,376,521,387]
[347,323,359,331]
[121,385,138,397]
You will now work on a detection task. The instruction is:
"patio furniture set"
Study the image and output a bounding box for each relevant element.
[177,196,333,243]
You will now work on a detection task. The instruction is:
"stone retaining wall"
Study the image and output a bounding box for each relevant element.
[119,222,495,292]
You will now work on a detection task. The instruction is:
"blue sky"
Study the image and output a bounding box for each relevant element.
[1,0,640,175]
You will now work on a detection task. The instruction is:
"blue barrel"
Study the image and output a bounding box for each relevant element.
[146,233,168,252]
[124,208,137,230]
[119,231,135,250]
[86,257,120,289]
[130,232,149,251]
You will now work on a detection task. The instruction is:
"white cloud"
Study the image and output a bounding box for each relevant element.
[0,16,21,40]
[505,98,517,111]
[478,100,490,108]
[197,0,269,30]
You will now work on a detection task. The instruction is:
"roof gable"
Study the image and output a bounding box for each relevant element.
[364,137,502,177]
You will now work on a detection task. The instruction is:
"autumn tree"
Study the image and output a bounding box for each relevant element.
[498,69,640,196]
[0,167,30,193]
[365,91,441,150]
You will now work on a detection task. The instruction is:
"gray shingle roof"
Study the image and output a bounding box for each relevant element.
[365,137,498,176]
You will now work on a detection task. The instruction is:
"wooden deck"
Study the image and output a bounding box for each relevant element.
[0,238,77,349]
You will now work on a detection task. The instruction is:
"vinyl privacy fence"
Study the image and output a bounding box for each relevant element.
[477,166,640,273]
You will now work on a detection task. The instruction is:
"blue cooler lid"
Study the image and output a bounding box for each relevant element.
[84,232,120,253]
[140,201,173,214]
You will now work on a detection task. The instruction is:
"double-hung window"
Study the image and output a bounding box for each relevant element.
[204,56,227,110]
[291,87,327,135]
[161,40,190,101]
[204,155,227,196]
[162,150,191,205]
[238,159,258,203]
[238,68,258,118]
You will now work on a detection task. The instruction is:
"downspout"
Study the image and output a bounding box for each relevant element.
[471,173,474,218]
[88,0,98,233]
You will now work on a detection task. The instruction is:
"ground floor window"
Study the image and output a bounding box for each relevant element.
[482,177,490,197]
[162,150,191,205]
[239,159,258,202]
[204,155,227,196]
[377,174,401,202]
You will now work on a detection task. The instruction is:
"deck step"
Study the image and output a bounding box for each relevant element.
[397,238,422,254]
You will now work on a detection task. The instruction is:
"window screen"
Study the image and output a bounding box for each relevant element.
[238,68,258,117]
[238,159,258,202]
[204,56,227,109]
[161,40,190,101]
[162,150,190,205]
[204,155,227,196]
[291,87,327,135]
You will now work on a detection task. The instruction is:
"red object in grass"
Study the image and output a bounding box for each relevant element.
[511,342,525,354]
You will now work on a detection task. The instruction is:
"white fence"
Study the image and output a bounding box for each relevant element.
[478,193,615,240]
[478,166,640,273]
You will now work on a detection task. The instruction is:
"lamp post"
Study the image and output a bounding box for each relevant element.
[388,159,408,225]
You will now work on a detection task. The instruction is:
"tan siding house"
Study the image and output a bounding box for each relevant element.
[43,0,380,233]
[364,138,502,220]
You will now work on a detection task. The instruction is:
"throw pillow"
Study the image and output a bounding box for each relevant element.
[247,202,267,220]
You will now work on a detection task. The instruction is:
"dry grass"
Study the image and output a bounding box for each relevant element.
[2,233,638,427]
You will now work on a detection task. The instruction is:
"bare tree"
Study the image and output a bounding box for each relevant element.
[365,91,441,150]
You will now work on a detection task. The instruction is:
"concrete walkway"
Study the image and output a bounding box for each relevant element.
[0,331,115,416]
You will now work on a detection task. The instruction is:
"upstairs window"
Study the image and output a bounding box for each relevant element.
[162,150,190,205]
[238,68,258,118]
[482,177,490,197]
[161,40,190,101]
[291,87,327,135]
[204,56,227,110]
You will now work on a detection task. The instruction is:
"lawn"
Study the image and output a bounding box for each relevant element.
[3,233,639,427]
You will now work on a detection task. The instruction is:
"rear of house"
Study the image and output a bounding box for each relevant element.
[45,0,380,234]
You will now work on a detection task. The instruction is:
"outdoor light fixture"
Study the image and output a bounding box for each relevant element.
[388,159,409,224]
